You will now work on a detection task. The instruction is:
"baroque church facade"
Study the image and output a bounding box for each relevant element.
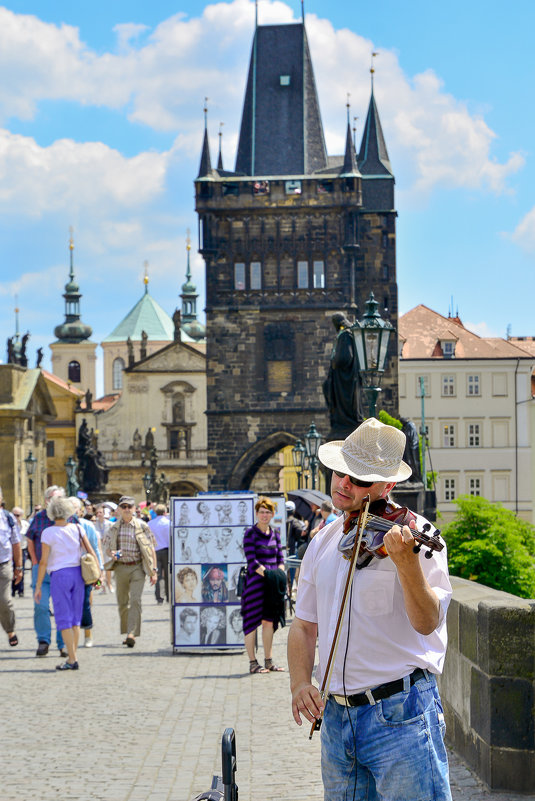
[196,20,399,490]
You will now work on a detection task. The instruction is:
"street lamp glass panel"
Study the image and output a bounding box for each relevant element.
[142,473,151,491]
[24,451,37,476]
[364,331,380,371]
[292,440,305,469]
[377,328,393,373]
[305,423,321,458]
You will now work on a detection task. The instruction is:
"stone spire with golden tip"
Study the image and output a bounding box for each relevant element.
[54,229,92,343]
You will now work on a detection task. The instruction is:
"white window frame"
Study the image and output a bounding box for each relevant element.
[442,375,455,397]
[416,375,430,397]
[468,476,482,496]
[297,261,309,289]
[442,423,455,448]
[442,341,456,359]
[467,374,480,396]
[467,422,481,448]
[112,357,125,390]
[313,260,325,289]
[444,477,456,502]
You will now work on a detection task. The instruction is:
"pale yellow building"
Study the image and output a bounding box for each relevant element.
[42,370,84,489]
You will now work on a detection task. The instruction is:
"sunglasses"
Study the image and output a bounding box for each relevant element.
[120,504,134,509]
[333,470,374,488]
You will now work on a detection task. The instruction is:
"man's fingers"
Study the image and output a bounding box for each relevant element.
[402,524,415,544]
[292,686,324,725]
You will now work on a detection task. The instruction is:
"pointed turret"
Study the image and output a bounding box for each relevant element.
[357,88,393,177]
[235,22,328,176]
[217,123,224,171]
[197,101,213,178]
[340,103,359,177]
[54,232,92,343]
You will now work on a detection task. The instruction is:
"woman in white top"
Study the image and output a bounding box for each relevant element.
[34,496,98,671]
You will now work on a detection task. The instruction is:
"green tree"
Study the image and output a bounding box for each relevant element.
[442,495,535,598]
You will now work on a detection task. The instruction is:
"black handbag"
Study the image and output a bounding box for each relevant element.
[236,566,247,598]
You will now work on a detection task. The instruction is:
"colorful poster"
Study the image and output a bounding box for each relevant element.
[170,493,254,650]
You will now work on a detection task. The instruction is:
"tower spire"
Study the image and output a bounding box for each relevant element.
[357,55,393,177]
[217,122,224,170]
[197,98,213,178]
[341,94,359,176]
[54,228,92,343]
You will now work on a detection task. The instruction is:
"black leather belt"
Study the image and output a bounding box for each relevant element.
[330,668,428,707]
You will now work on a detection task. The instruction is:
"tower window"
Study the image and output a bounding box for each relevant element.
[113,357,125,391]
[313,261,325,288]
[297,261,309,289]
[68,360,81,383]
[234,263,246,290]
[250,262,262,290]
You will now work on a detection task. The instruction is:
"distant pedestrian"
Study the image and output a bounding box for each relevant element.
[26,486,68,657]
[94,504,113,593]
[148,504,170,604]
[34,496,98,671]
[105,496,157,648]
[240,496,286,674]
[11,507,28,597]
[0,487,22,647]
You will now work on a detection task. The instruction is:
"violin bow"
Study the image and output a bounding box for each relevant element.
[309,494,371,739]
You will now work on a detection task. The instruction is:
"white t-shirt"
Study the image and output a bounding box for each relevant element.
[41,523,82,574]
[295,513,452,694]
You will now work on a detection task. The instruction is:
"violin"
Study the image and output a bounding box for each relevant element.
[338,498,443,569]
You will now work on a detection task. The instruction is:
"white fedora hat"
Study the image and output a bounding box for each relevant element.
[318,417,412,483]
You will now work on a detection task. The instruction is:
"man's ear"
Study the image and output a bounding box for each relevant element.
[381,481,396,498]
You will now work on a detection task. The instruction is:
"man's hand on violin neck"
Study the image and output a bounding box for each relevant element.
[383,523,419,568]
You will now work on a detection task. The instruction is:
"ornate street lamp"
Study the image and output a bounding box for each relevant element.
[24,450,37,515]
[64,456,80,498]
[142,471,152,504]
[352,292,395,418]
[291,439,305,490]
[304,422,322,490]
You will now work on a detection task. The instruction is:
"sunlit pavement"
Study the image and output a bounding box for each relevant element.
[1,579,532,801]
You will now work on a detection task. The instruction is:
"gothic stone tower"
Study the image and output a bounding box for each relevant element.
[196,21,398,490]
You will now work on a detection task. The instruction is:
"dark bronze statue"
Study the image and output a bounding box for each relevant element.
[76,418,109,492]
[400,417,422,484]
[323,312,364,439]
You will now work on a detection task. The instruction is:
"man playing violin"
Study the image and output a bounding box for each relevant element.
[288,417,452,801]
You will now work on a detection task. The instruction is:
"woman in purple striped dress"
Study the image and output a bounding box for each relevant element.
[241,496,285,674]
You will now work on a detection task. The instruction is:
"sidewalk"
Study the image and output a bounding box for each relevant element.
[0,582,532,801]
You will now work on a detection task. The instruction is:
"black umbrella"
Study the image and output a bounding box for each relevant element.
[288,489,330,520]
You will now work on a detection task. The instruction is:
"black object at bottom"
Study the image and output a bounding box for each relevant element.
[192,727,238,801]
[331,667,427,707]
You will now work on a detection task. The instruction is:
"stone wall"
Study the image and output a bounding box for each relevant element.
[438,576,535,792]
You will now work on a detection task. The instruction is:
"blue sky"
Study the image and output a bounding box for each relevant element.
[1,0,534,393]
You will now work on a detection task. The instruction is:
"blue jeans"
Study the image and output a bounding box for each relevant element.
[321,672,452,801]
[31,565,65,649]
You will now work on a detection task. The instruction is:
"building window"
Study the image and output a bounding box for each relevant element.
[68,360,81,383]
[442,424,455,447]
[469,477,481,496]
[416,375,430,397]
[442,375,455,396]
[112,357,125,390]
[313,260,325,288]
[468,423,481,447]
[467,374,480,396]
[250,261,262,290]
[297,261,309,289]
[442,341,455,359]
[444,477,456,502]
[234,262,246,290]
[46,441,55,458]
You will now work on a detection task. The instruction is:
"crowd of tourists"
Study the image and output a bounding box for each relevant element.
[0,485,170,670]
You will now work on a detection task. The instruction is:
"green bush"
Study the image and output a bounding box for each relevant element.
[378,410,403,430]
[442,495,535,598]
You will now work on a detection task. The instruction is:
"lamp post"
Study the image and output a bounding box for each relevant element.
[64,456,80,498]
[291,439,305,489]
[304,422,322,490]
[142,471,152,505]
[24,450,37,515]
[352,292,395,418]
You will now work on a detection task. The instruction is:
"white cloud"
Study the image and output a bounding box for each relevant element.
[0,1,523,196]
[463,320,501,339]
[0,129,168,217]
[511,207,535,254]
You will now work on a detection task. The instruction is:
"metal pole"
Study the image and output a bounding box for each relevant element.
[419,376,426,487]
[28,477,33,516]
[366,387,380,418]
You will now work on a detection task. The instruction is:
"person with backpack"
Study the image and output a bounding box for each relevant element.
[0,487,22,648]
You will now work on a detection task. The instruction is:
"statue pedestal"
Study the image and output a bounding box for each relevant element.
[391,482,426,516]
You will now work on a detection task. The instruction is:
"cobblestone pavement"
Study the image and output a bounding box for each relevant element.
[1,581,533,801]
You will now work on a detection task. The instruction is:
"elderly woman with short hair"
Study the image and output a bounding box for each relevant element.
[34,496,98,671]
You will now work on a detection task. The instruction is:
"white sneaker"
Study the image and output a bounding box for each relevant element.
[84,638,93,648]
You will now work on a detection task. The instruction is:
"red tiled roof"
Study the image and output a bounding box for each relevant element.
[399,305,533,359]
[42,370,84,396]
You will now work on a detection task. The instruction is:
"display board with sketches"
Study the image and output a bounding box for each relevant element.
[170,494,255,650]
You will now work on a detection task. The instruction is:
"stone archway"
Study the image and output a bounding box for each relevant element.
[228,431,297,490]
[169,480,204,497]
